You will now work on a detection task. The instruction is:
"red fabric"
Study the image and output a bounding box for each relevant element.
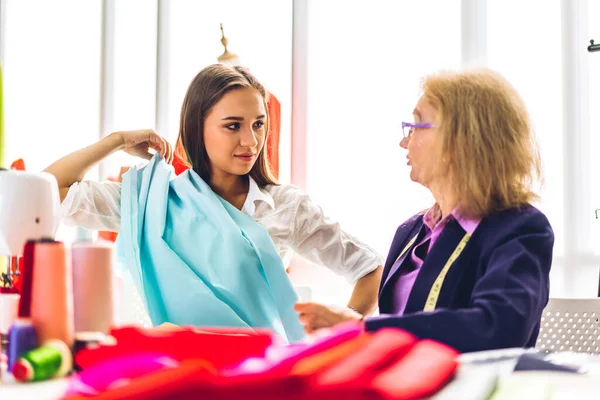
[10,158,25,171]
[65,365,306,400]
[64,359,217,400]
[313,328,417,389]
[68,326,362,400]
[66,324,459,400]
[172,91,281,179]
[370,339,459,400]
[75,326,275,371]
[172,140,190,176]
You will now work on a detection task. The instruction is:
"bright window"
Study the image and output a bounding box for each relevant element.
[105,0,159,179]
[3,0,102,175]
[301,0,461,303]
[487,0,564,256]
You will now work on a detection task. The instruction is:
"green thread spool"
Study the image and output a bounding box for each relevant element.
[12,339,72,382]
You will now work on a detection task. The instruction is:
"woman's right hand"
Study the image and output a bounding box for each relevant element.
[45,129,173,202]
[115,129,174,164]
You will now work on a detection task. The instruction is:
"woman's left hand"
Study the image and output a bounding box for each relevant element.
[294,302,363,334]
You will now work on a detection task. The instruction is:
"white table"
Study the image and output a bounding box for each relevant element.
[1,371,69,400]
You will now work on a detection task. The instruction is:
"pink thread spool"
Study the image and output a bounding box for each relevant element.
[30,240,74,348]
[71,241,114,335]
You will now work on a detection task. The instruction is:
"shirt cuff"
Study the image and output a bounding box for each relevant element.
[345,255,383,284]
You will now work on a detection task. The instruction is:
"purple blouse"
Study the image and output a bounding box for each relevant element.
[391,208,481,315]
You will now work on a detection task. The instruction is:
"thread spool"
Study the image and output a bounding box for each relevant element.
[71,241,114,335]
[12,339,73,382]
[7,319,37,372]
[18,240,37,318]
[30,240,74,347]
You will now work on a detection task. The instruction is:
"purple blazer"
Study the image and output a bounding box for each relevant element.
[366,205,554,353]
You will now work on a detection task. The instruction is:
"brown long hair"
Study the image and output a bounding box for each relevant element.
[422,68,542,218]
[175,64,277,186]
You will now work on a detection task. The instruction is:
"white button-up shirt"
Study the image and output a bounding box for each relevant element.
[61,177,382,284]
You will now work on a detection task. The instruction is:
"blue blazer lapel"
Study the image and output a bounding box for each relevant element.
[403,218,474,313]
[381,219,424,293]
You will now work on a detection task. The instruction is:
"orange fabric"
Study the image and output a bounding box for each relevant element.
[10,158,25,170]
[266,92,280,179]
[266,323,363,375]
[98,231,118,242]
[172,91,281,179]
[290,335,370,376]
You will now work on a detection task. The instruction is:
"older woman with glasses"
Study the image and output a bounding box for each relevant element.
[295,68,554,353]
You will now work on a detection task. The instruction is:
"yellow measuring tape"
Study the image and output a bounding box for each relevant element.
[393,231,471,312]
[423,233,471,311]
[394,233,419,264]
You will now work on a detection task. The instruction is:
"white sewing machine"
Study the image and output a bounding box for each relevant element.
[0,168,61,287]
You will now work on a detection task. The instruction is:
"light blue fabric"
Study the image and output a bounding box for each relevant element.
[116,155,305,343]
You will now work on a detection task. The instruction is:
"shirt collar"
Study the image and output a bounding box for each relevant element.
[242,176,275,216]
[423,204,481,235]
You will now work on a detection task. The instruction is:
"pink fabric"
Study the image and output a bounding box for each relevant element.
[64,323,460,400]
[226,322,363,376]
[67,353,179,396]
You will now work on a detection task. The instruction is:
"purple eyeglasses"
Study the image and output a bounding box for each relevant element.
[402,122,436,139]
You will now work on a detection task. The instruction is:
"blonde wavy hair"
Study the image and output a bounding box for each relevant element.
[422,68,543,219]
